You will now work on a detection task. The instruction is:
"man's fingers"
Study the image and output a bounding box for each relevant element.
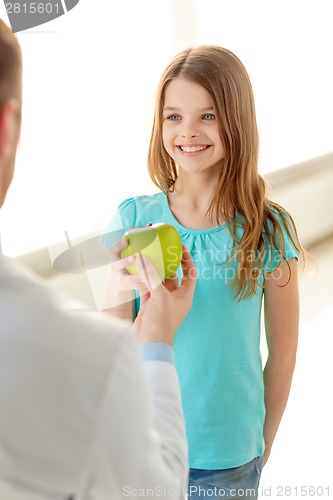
[179,244,197,293]
[181,245,197,278]
[135,253,162,293]
[164,273,179,292]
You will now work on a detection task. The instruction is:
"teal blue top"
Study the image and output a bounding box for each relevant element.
[102,191,299,470]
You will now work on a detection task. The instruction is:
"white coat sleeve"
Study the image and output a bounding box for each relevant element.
[80,330,188,500]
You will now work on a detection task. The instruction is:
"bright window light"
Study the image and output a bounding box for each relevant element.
[0,1,332,256]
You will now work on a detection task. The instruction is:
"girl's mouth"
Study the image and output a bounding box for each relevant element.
[176,145,211,154]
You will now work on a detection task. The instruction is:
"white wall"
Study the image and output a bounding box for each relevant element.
[0,0,332,258]
[195,0,333,171]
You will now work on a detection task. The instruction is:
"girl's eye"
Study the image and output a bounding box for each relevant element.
[202,114,215,121]
[167,114,181,121]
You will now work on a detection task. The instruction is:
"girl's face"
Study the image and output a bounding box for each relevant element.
[162,77,225,176]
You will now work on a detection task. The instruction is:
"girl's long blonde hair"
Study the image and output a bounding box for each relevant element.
[148,45,306,299]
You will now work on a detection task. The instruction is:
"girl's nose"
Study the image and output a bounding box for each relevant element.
[181,128,200,139]
[180,119,200,139]
[181,132,199,139]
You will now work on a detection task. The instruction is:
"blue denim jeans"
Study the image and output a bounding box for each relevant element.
[188,456,263,499]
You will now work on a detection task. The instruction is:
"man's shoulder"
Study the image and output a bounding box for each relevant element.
[0,255,131,355]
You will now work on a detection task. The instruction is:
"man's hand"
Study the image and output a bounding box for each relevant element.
[133,245,197,346]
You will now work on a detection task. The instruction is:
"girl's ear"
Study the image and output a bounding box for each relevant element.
[0,99,21,159]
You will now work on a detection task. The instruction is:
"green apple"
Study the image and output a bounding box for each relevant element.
[120,223,182,280]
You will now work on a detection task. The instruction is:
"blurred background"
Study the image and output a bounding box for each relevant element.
[0,1,332,497]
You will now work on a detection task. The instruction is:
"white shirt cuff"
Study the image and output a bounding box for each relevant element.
[140,343,175,364]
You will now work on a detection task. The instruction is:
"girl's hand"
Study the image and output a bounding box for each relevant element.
[108,237,149,294]
[262,447,271,467]
[100,237,148,317]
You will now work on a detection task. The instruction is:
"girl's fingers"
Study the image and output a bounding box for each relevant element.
[120,273,149,292]
[109,237,129,260]
[110,254,135,272]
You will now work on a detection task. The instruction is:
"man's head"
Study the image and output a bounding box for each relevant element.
[0,19,22,208]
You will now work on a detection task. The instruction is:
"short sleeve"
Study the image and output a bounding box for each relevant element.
[100,198,137,248]
[262,210,300,274]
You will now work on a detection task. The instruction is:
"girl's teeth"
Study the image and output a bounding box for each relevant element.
[180,145,208,153]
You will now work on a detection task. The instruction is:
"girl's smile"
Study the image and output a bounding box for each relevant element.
[176,144,212,155]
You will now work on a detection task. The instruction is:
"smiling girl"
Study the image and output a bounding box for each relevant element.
[102,46,306,499]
